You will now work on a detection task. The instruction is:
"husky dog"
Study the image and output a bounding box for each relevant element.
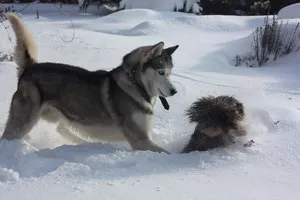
[181,95,247,153]
[1,13,179,153]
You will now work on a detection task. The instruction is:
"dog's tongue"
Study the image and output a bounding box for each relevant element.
[159,96,169,110]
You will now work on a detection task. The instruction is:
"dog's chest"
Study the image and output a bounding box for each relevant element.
[131,112,152,136]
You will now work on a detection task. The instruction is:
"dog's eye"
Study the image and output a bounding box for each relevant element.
[158,71,165,75]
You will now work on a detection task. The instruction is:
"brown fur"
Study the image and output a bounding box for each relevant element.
[181,95,246,153]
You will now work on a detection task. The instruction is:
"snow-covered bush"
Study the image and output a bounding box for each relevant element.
[119,0,202,15]
[0,5,15,62]
[0,5,16,22]
[234,15,300,67]
[249,0,270,15]
[0,52,12,62]
[173,0,202,15]
[78,0,202,15]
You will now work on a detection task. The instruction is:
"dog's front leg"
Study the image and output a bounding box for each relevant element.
[132,138,170,154]
[121,118,170,154]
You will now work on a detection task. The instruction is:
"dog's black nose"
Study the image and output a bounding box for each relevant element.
[170,88,177,96]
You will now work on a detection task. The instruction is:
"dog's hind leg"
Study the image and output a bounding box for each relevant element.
[56,121,86,144]
[1,82,40,140]
[40,106,86,144]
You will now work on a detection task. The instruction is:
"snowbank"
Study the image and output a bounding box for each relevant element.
[278,3,300,19]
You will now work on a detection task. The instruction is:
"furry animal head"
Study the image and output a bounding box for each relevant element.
[121,42,179,98]
[186,95,245,137]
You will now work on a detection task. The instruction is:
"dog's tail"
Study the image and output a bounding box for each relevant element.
[7,13,37,77]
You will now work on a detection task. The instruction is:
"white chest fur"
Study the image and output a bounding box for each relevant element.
[131,112,153,139]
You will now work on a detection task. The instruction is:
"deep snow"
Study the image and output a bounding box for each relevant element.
[0,3,300,200]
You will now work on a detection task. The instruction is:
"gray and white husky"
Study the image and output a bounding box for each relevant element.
[1,13,179,153]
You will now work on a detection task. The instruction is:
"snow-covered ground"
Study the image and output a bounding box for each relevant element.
[0,3,300,200]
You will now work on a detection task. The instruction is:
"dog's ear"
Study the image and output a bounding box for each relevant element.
[163,45,179,56]
[143,41,164,62]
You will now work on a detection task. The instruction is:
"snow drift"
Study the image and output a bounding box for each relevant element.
[278,3,300,19]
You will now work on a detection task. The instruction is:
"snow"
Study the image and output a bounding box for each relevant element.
[0,3,300,200]
[278,3,300,19]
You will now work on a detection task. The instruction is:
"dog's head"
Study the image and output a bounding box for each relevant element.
[122,42,179,98]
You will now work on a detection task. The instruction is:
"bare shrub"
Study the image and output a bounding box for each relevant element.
[234,15,300,67]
